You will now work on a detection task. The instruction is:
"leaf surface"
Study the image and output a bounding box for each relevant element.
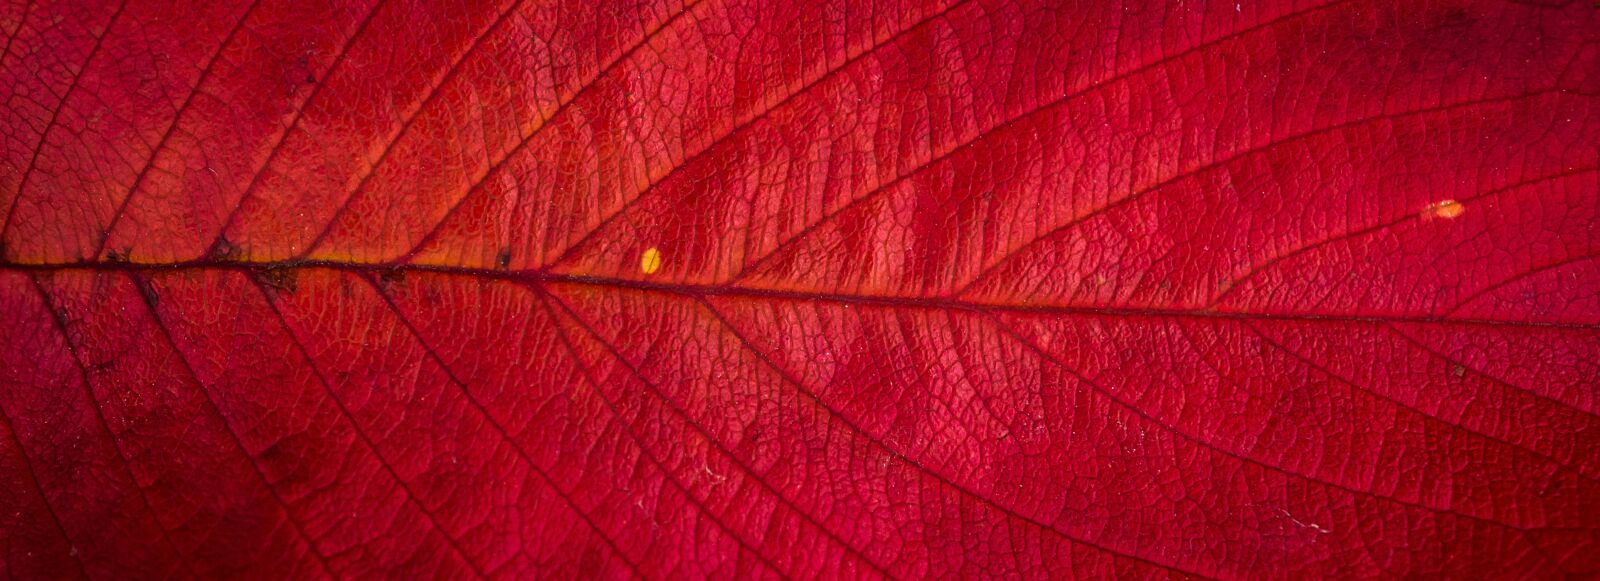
[2,0,1598,578]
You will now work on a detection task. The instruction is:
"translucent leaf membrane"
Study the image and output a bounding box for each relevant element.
[2,0,1597,577]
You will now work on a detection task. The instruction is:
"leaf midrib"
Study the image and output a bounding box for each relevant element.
[1,259,1591,330]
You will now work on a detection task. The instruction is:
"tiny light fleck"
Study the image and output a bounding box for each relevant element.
[1421,199,1465,220]
[640,247,663,274]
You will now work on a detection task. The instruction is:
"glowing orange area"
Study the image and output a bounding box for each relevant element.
[640,247,663,274]
[1420,199,1465,220]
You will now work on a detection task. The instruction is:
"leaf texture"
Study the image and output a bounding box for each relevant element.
[1,0,1598,578]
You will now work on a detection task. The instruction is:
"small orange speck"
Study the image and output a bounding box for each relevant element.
[640,247,662,274]
[1421,200,1465,220]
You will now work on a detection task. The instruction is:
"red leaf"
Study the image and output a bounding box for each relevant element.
[3,0,1598,577]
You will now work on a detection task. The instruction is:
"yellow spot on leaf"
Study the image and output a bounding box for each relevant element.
[640,247,662,274]
[1421,199,1465,220]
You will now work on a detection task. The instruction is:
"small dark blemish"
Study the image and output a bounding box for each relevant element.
[296,52,316,85]
[379,270,406,285]
[496,248,512,269]
[255,266,299,295]
[211,238,241,262]
[258,441,284,462]
[134,277,160,307]
[1451,364,1467,378]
